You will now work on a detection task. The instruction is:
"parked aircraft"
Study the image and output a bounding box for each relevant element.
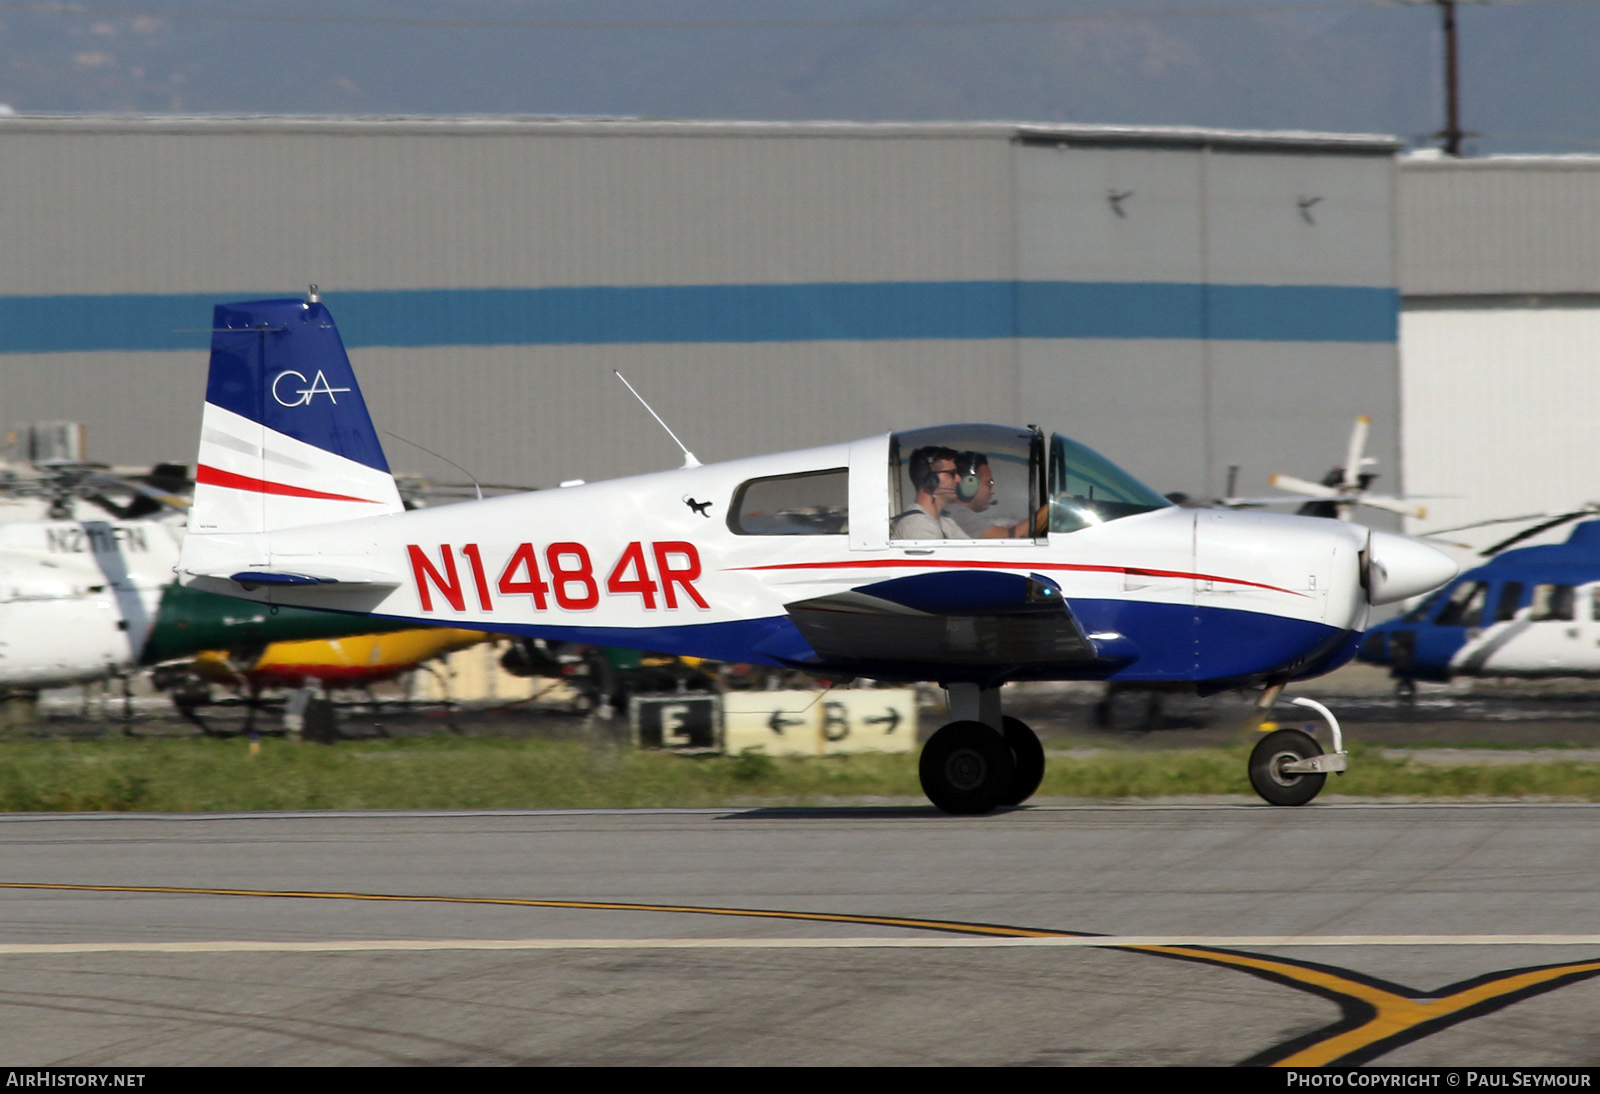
[191,627,489,692]
[168,627,490,734]
[0,508,183,693]
[1359,517,1600,692]
[176,294,1457,811]
[1224,416,1427,522]
[0,495,410,705]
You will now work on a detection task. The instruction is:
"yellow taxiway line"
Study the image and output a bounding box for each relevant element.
[7,880,1600,1066]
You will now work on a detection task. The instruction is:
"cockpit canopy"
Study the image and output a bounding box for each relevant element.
[890,424,1169,539]
[725,424,1171,540]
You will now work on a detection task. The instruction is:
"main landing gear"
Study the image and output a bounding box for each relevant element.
[1247,694,1349,806]
[918,684,1045,815]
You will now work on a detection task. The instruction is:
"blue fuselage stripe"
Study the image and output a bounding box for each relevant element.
[1,282,1397,354]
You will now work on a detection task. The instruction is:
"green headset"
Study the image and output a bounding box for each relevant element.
[955,451,985,502]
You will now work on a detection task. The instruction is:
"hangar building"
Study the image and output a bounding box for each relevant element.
[0,116,1401,505]
[1399,153,1600,547]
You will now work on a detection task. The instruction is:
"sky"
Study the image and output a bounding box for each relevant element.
[4,1,1600,155]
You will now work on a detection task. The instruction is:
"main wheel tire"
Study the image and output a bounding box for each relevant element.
[1248,728,1327,806]
[919,720,1017,815]
[998,716,1045,806]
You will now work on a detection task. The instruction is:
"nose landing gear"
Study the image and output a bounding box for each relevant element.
[1248,696,1349,806]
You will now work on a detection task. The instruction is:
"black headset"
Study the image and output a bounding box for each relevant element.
[911,449,944,495]
[955,452,984,502]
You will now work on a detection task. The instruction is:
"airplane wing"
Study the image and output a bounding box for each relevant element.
[778,570,1136,669]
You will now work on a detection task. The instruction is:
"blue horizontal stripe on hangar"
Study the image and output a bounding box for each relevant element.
[0,281,1398,354]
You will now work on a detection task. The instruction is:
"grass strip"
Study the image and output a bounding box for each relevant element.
[4,738,1600,812]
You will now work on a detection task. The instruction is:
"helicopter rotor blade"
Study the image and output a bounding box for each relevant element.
[1353,494,1428,519]
[1423,506,1600,538]
[1269,473,1340,499]
[1479,512,1595,557]
[1343,416,1371,492]
[84,471,190,511]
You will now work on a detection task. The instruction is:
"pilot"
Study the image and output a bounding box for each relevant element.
[945,451,999,537]
[891,446,972,539]
[946,450,1049,539]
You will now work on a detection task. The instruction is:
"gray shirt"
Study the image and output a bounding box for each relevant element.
[890,508,972,540]
[944,504,996,538]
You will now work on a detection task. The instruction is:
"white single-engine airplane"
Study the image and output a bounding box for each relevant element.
[177,294,1457,812]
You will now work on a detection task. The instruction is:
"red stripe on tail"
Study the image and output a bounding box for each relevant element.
[196,464,382,504]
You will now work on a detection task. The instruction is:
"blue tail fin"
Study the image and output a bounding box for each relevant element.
[191,295,403,535]
[205,297,390,472]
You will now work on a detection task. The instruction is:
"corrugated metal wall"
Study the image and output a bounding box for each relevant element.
[1402,157,1600,297]
[1019,142,1400,502]
[0,121,1016,293]
[0,117,1399,501]
[0,119,1018,485]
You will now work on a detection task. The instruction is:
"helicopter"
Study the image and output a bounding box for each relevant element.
[0,456,420,719]
[1358,506,1600,693]
[1222,415,1428,523]
[175,293,1457,812]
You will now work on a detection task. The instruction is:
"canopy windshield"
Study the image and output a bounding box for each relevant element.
[1048,433,1171,533]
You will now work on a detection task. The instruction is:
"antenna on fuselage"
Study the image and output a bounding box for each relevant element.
[381,431,483,502]
[613,371,700,469]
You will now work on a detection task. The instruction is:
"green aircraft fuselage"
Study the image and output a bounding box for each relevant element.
[138,582,414,665]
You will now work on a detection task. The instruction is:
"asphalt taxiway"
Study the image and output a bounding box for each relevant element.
[4,804,1600,1066]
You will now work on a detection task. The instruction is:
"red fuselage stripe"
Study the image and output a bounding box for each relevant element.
[726,558,1304,596]
[196,464,380,504]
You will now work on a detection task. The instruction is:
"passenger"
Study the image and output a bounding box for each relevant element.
[891,446,972,539]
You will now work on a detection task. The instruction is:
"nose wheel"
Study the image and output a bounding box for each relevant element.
[1248,696,1349,806]
[1248,728,1327,806]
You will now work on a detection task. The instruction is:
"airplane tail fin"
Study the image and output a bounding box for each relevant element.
[189,295,404,537]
